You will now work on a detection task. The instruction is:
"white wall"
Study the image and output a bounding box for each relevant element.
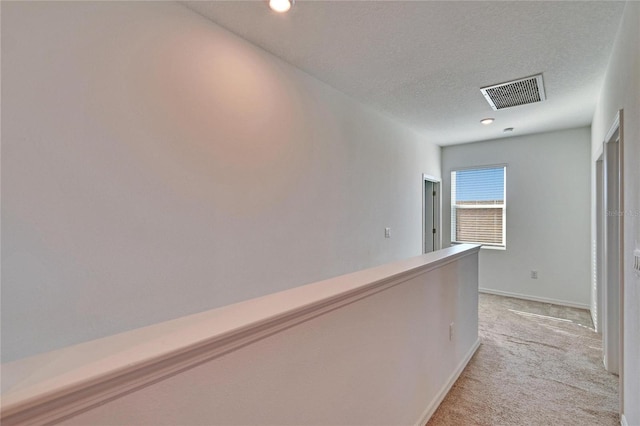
[590,1,640,423]
[0,1,440,362]
[442,128,592,307]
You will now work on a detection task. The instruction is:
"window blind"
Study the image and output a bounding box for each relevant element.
[451,166,506,247]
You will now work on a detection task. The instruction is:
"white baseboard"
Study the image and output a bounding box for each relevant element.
[479,288,590,310]
[620,413,628,426]
[414,338,481,426]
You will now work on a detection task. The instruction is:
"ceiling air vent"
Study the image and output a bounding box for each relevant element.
[480,74,546,110]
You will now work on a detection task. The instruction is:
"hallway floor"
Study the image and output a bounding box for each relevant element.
[427,293,619,426]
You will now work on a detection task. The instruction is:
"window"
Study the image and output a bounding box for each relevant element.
[451,166,506,247]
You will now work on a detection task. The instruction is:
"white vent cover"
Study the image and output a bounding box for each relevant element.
[481,74,546,110]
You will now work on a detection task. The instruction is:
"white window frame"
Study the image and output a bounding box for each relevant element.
[451,165,506,248]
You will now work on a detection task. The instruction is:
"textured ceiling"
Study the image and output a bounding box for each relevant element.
[183,1,625,146]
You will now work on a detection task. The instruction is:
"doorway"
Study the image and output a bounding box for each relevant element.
[599,109,624,413]
[422,175,441,253]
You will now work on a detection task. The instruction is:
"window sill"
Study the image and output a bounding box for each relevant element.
[452,242,505,251]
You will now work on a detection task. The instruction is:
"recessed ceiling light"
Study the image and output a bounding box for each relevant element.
[480,118,495,125]
[269,0,294,13]
[503,127,514,133]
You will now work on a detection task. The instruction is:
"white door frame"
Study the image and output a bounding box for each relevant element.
[422,174,441,253]
[601,109,624,414]
[595,157,604,334]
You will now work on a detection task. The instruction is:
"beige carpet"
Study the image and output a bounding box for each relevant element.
[427,293,619,426]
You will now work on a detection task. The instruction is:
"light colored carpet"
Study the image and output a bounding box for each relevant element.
[427,293,619,426]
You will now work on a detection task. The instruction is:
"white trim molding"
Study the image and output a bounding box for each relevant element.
[422,173,441,183]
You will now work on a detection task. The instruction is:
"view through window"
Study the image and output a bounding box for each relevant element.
[451,166,506,247]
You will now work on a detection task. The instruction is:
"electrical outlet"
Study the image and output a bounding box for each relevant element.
[531,270,538,279]
[449,322,454,341]
[385,227,391,238]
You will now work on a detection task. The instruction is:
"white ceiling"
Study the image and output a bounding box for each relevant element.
[183,1,625,146]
